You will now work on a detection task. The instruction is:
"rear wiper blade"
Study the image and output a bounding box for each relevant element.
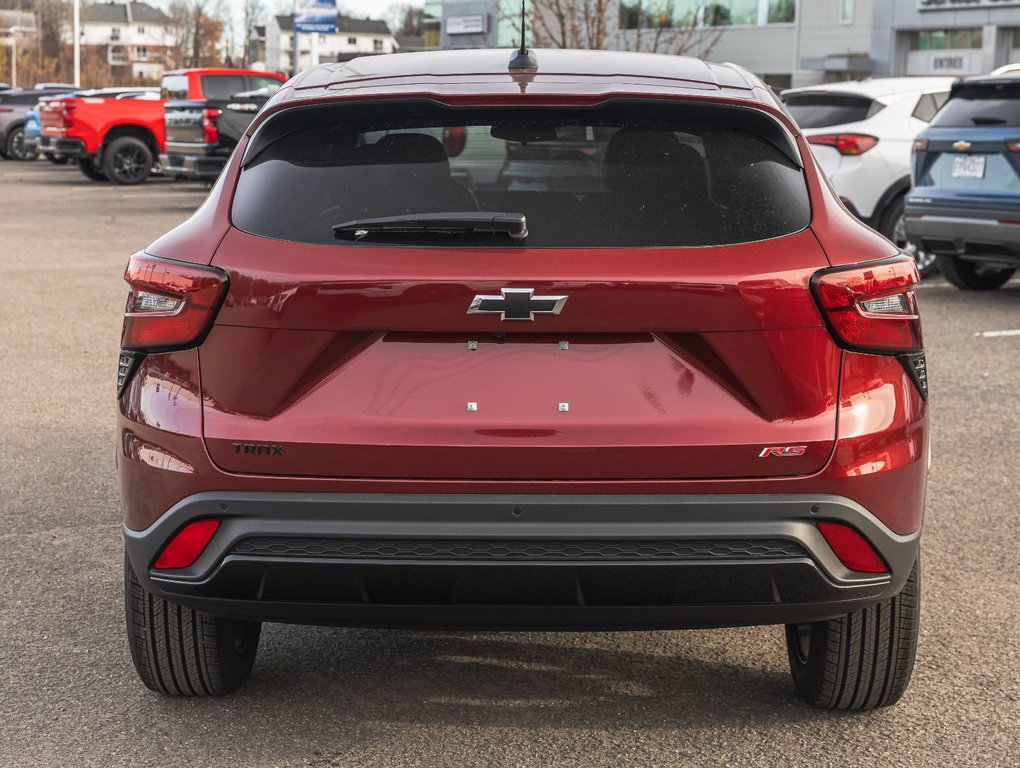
[333,212,528,242]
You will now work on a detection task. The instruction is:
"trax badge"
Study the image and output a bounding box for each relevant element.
[758,446,807,458]
[468,288,568,321]
[232,442,284,456]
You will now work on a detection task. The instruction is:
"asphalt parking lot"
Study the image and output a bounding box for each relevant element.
[1,160,1018,767]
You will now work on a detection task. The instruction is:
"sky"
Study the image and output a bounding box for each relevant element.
[340,0,424,19]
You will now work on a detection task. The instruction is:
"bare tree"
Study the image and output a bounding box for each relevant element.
[169,0,226,68]
[242,0,265,66]
[618,1,720,56]
[511,0,719,58]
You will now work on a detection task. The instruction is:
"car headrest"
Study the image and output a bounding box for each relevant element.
[603,129,707,196]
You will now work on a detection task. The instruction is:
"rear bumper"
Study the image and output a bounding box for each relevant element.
[160,150,226,181]
[903,205,1020,267]
[38,136,86,158]
[125,492,919,630]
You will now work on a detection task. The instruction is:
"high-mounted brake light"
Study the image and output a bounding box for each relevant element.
[154,519,221,570]
[817,521,887,573]
[121,254,228,351]
[812,257,922,354]
[808,133,878,156]
[202,107,222,145]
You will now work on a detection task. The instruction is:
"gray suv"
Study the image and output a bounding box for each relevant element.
[0,88,69,161]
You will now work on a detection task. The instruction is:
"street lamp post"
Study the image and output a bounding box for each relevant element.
[3,26,38,88]
[73,0,81,87]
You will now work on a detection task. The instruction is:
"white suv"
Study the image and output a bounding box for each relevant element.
[783,77,956,276]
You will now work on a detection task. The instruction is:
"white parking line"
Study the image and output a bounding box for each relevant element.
[974,329,1020,338]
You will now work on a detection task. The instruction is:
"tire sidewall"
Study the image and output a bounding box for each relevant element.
[881,195,938,278]
[103,137,153,185]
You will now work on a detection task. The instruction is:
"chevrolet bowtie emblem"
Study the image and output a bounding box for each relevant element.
[953,140,972,152]
[467,288,568,321]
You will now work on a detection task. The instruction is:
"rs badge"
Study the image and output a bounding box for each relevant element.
[759,446,807,458]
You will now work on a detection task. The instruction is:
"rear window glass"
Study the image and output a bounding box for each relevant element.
[232,102,810,248]
[160,75,188,100]
[0,92,42,106]
[783,94,882,129]
[931,82,1020,127]
[200,75,247,99]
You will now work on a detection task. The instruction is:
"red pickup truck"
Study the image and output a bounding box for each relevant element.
[39,88,164,184]
[40,68,283,185]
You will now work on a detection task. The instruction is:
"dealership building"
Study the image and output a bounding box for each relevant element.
[872,0,1020,77]
[423,0,1020,86]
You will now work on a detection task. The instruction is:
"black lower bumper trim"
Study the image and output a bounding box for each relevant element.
[125,492,919,629]
[159,152,226,181]
[40,137,86,158]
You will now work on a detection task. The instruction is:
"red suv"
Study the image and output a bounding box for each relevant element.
[119,50,928,709]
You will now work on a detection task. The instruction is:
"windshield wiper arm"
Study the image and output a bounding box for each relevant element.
[333,212,528,242]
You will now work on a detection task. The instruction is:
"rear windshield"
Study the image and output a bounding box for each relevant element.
[931,82,1020,127]
[200,74,247,99]
[160,75,188,100]
[232,101,810,248]
[783,93,882,129]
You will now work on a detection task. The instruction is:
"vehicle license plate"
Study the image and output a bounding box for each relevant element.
[952,155,985,179]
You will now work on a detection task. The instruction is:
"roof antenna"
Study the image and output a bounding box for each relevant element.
[508,0,537,70]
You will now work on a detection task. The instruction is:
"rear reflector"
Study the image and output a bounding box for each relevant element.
[808,133,879,156]
[154,519,221,570]
[121,254,228,351]
[812,257,922,354]
[817,521,887,573]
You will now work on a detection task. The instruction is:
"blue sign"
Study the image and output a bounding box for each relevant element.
[295,0,337,34]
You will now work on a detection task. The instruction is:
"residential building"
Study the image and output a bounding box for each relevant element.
[73,1,176,80]
[871,0,1020,78]
[265,15,397,75]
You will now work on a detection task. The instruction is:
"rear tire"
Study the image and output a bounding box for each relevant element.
[103,136,152,185]
[881,195,938,278]
[125,552,261,696]
[785,559,919,710]
[936,255,1015,290]
[78,157,107,181]
[6,125,36,161]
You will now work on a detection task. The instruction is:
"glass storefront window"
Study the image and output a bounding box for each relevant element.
[767,0,795,23]
[704,0,759,26]
[910,29,983,51]
[840,0,854,24]
[618,0,795,30]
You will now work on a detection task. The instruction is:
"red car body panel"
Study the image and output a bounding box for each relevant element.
[119,50,928,553]
[40,93,165,155]
[39,68,281,157]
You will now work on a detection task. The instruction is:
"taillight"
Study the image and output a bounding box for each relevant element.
[154,519,221,570]
[808,133,878,156]
[812,257,922,354]
[912,138,928,152]
[121,254,228,352]
[817,521,887,573]
[60,99,76,128]
[443,126,467,157]
[1007,139,1020,153]
[202,107,222,145]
